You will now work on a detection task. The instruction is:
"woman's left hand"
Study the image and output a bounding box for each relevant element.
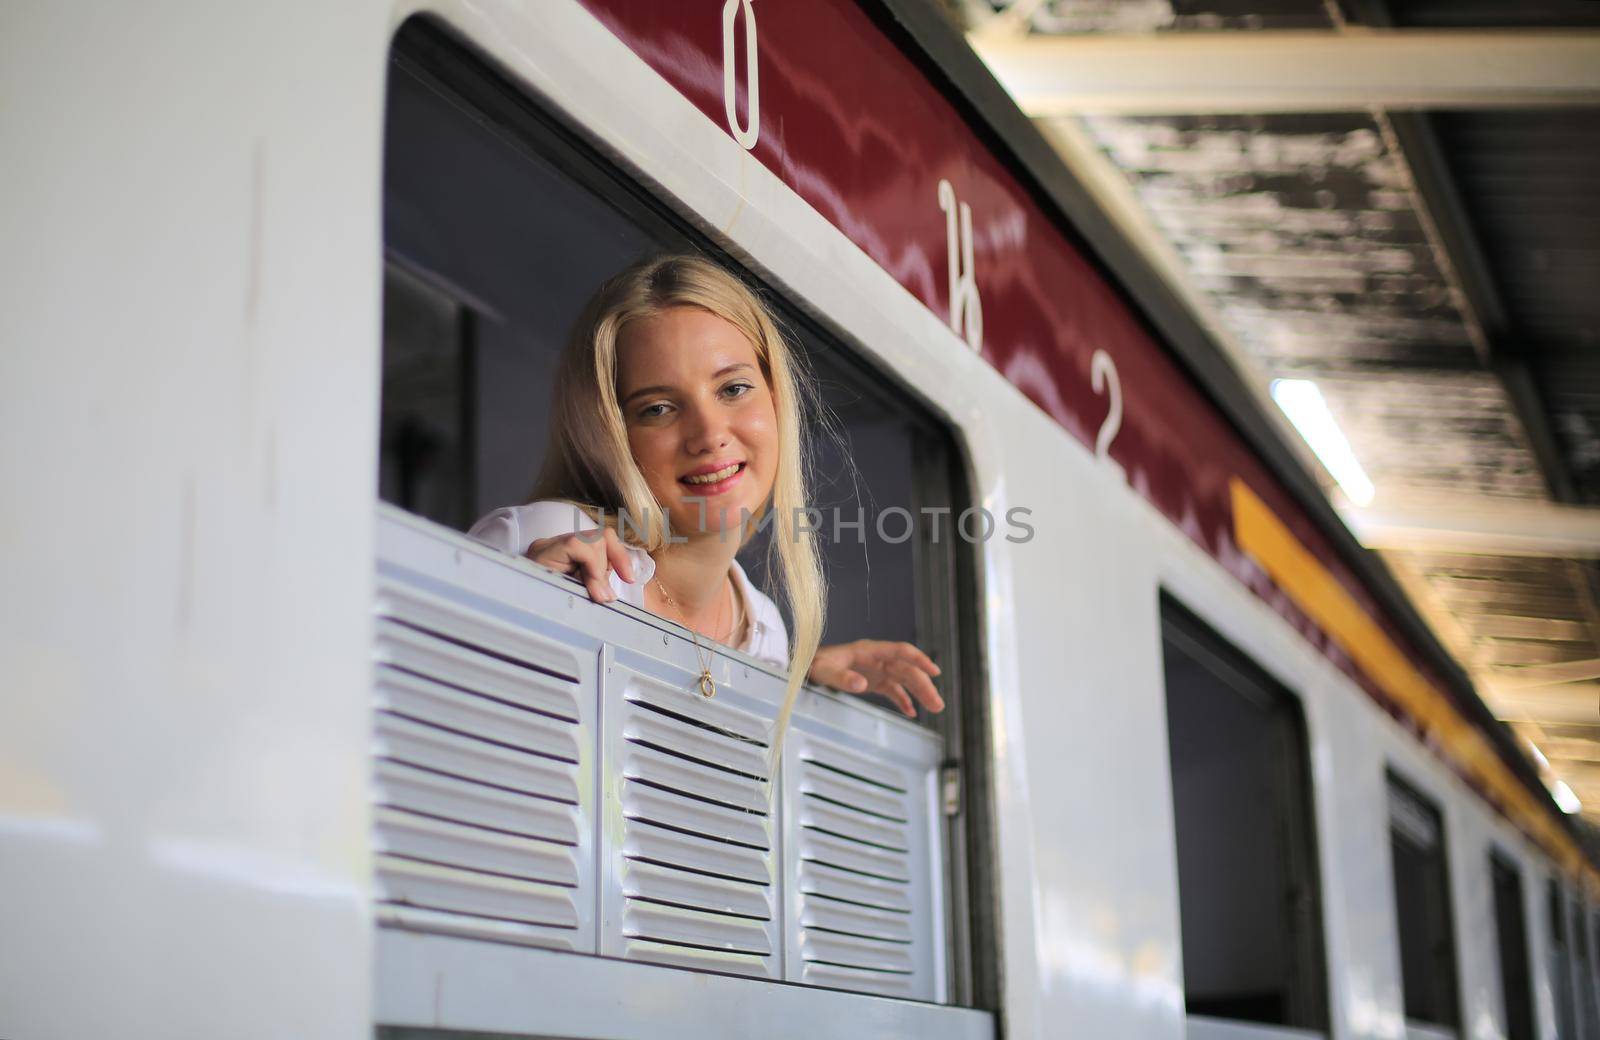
[809,640,945,718]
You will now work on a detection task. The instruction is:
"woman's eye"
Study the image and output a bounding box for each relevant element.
[638,402,671,419]
[721,381,755,399]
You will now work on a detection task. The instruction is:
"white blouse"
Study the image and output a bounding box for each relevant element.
[467,500,791,671]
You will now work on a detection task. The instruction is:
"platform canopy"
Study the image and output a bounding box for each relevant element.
[955,0,1600,838]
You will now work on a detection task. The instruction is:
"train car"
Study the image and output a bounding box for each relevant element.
[4,2,1599,1039]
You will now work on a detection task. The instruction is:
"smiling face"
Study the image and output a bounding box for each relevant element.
[616,305,780,539]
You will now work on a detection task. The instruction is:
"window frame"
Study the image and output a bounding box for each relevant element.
[1551,878,1579,1040]
[385,20,976,700]
[1385,768,1462,1034]
[379,13,998,1017]
[1158,593,1332,1035]
[1489,847,1537,1040]
[1572,890,1599,1040]
[1591,907,1600,1036]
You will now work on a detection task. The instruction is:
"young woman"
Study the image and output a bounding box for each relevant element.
[468,255,943,753]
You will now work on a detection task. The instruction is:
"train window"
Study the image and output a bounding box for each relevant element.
[1576,896,1599,1038]
[1387,772,1460,1032]
[1490,851,1536,1040]
[1593,911,1600,1027]
[370,15,992,1035]
[379,262,475,527]
[1159,596,1328,1033]
[1551,881,1578,1040]
[379,21,967,717]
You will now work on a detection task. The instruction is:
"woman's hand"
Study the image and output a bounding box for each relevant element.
[524,527,635,604]
[809,640,944,718]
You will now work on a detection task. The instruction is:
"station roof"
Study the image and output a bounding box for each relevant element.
[946,0,1600,840]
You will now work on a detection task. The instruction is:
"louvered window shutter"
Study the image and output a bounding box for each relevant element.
[786,733,940,998]
[371,507,947,1006]
[373,576,596,950]
[602,659,782,975]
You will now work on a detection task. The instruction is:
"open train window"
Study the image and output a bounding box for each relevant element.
[1575,894,1598,1038]
[372,15,994,1032]
[1490,850,1536,1040]
[379,20,968,724]
[1549,880,1577,1040]
[1387,771,1460,1033]
[1159,596,1328,1034]
[1593,911,1600,1027]
[1592,910,1600,1031]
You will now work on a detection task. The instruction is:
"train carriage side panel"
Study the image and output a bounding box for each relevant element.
[0,3,1590,1040]
[1,2,389,1039]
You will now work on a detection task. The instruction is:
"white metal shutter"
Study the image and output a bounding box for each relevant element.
[601,655,782,977]
[783,724,944,1001]
[371,507,947,1004]
[371,524,598,952]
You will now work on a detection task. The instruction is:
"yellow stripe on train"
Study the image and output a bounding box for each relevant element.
[1229,477,1594,889]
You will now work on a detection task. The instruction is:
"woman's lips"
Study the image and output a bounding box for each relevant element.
[679,461,747,497]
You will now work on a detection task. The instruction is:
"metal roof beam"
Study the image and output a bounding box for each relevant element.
[1488,684,1600,725]
[971,30,1600,115]
[1340,498,1600,557]
[1490,659,1600,691]
[1380,111,1580,503]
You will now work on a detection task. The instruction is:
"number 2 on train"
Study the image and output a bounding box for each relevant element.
[1091,348,1123,469]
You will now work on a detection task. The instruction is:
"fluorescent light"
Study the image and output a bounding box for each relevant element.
[1270,379,1376,508]
[1525,740,1580,814]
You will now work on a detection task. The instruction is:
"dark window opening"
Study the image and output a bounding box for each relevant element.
[1491,851,1536,1040]
[1552,881,1577,1040]
[1160,596,1329,1032]
[1576,896,1598,1039]
[1388,772,1460,1030]
[1587,908,1600,1030]
[379,262,475,525]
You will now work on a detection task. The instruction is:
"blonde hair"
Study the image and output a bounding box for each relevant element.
[533,254,825,772]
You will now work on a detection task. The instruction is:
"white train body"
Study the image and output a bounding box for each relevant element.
[1,3,1593,1040]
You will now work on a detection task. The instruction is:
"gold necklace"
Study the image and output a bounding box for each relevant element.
[655,576,731,699]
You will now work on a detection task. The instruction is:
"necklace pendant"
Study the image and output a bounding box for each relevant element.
[697,671,717,699]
